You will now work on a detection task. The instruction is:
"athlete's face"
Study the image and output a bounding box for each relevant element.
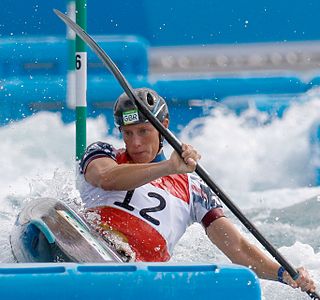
[121,119,168,163]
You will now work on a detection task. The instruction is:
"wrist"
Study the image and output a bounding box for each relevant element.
[161,159,175,175]
[164,157,178,175]
[277,266,287,284]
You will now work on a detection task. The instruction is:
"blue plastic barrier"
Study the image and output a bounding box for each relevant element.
[0,263,261,300]
[2,76,67,122]
[308,76,320,90]
[155,76,307,101]
[0,36,149,78]
[1,73,311,133]
[85,75,309,132]
[0,36,150,125]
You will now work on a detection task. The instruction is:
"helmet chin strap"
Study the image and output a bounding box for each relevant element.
[150,134,165,163]
[159,133,164,151]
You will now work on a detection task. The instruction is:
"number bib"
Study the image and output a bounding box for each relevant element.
[79,176,192,261]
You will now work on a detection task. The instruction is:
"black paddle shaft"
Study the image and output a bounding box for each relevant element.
[54,9,319,299]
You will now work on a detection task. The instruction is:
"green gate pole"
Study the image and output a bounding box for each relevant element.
[75,0,87,161]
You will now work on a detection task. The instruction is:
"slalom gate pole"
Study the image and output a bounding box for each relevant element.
[75,0,87,161]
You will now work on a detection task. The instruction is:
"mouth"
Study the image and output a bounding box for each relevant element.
[132,151,146,157]
[130,151,150,162]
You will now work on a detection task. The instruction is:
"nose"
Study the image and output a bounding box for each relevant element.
[131,133,143,148]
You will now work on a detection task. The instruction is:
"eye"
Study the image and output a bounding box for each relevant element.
[139,128,148,135]
[122,130,132,138]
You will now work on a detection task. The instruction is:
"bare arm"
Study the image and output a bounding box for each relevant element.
[207,217,279,280]
[85,144,200,191]
[85,156,174,190]
[207,217,316,292]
